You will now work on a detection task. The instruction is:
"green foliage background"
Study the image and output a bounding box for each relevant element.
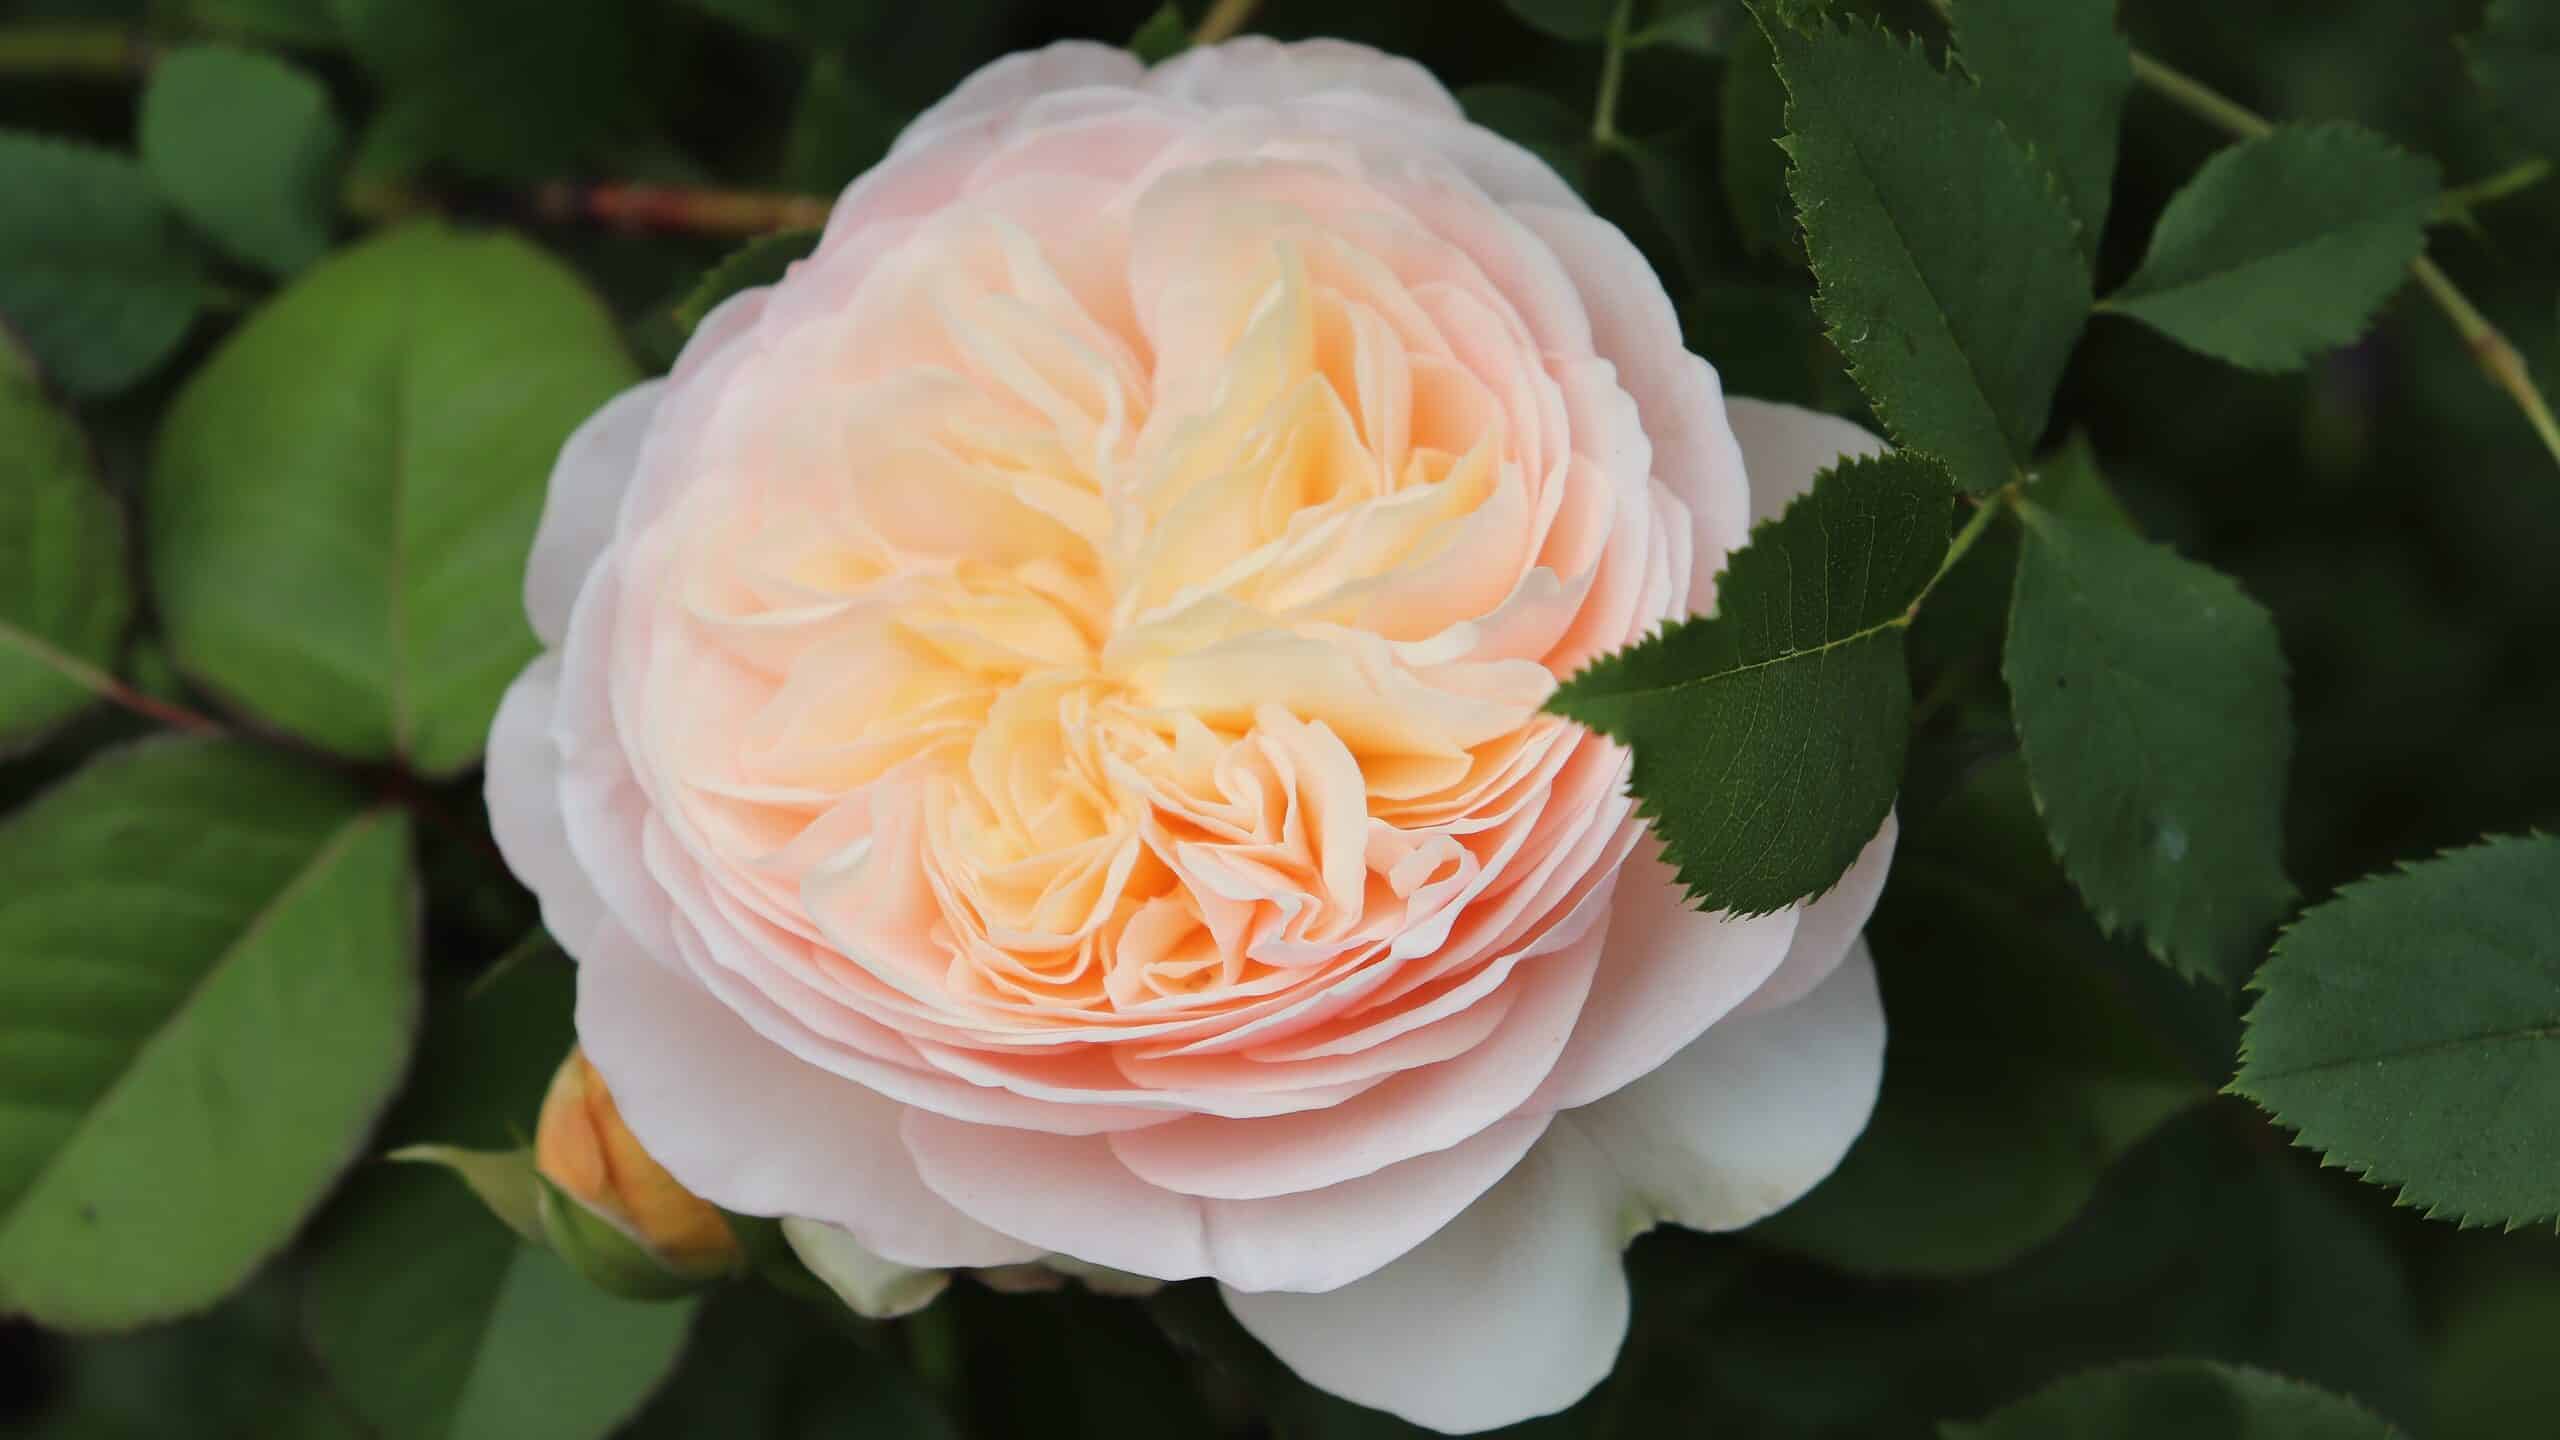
[4,0,2560,1436]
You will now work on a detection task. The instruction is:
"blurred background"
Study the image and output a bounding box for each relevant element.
[3,0,2557,1435]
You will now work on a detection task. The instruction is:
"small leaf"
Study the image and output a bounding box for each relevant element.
[1129,2,1190,63]
[0,737,420,1331]
[0,131,205,396]
[673,228,822,338]
[1761,13,2091,493]
[2463,0,2560,158]
[2107,124,2439,372]
[1942,1359,2402,1439]
[140,46,345,275]
[0,343,131,751]
[2004,493,2295,985]
[1948,0,2130,259]
[2234,834,2560,1230]
[1550,450,1956,915]
[149,222,638,775]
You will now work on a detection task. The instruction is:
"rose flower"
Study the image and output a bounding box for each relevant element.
[487,36,1894,1433]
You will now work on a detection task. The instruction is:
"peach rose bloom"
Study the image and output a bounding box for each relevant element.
[488,37,1894,1433]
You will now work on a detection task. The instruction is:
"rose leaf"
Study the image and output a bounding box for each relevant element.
[0,737,420,1331]
[149,222,638,776]
[2103,123,2440,373]
[1549,449,1957,917]
[140,46,345,276]
[1947,0,2132,261]
[2004,489,2296,987]
[1941,1359,2400,1439]
[2463,0,2560,159]
[673,227,822,338]
[1759,11,2091,495]
[2233,833,2560,1231]
[0,343,133,751]
[0,131,207,397]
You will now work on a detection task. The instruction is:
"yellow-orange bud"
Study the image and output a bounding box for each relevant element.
[534,1045,739,1277]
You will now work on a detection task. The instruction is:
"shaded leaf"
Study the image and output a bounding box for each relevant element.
[0,738,419,1331]
[2004,492,2294,984]
[1129,3,1190,63]
[1718,17,1793,257]
[2234,834,2560,1230]
[1949,0,2131,259]
[2107,124,2438,372]
[1550,451,1955,914]
[327,0,647,180]
[1762,13,2090,493]
[2463,0,2560,158]
[1941,1359,2401,1439]
[139,45,344,275]
[0,343,130,751]
[1501,0,1616,42]
[779,56,900,196]
[149,223,638,775]
[674,229,822,338]
[0,132,205,396]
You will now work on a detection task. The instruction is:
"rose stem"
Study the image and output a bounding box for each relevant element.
[1193,0,1261,45]
[0,21,151,77]
[2124,50,2560,472]
[1592,0,1634,146]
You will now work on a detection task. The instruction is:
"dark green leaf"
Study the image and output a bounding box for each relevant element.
[139,46,344,275]
[780,57,901,196]
[2463,0,2560,157]
[1752,758,2210,1274]
[678,0,870,49]
[1502,0,1615,42]
[1949,0,2131,259]
[1941,1359,2401,1439]
[182,0,344,47]
[0,342,131,751]
[149,222,638,775]
[0,132,205,396]
[674,229,822,338]
[1762,13,2091,494]
[25,1272,367,1440]
[2107,124,2439,372]
[2429,1233,2560,1438]
[327,0,647,179]
[1718,17,1793,257]
[2004,492,2295,985]
[2234,834,2560,1229]
[1550,451,1955,914]
[0,737,419,1331]
[1130,3,1190,63]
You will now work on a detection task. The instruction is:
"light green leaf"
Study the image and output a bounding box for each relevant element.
[673,228,821,338]
[1942,1359,2402,1439]
[2234,834,2560,1230]
[140,45,344,275]
[304,942,694,1440]
[149,222,638,775]
[1550,450,1955,915]
[2107,124,2439,372]
[1751,757,2209,1275]
[1949,0,2130,259]
[2004,492,2295,985]
[0,343,131,751]
[0,738,420,1331]
[0,131,205,396]
[1762,13,2090,494]
[2463,0,2560,158]
[1129,2,1190,62]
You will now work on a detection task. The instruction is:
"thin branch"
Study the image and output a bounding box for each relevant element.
[0,22,153,78]
[2129,48,2560,473]
[1592,0,1635,145]
[345,179,832,238]
[1193,0,1260,45]
[0,622,223,735]
[2440,157,2552,220]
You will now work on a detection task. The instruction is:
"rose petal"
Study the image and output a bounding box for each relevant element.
[484,656,608,958]
[525,381,661,648]
[897,40,1145,153]
[783,1217,952,1318]
[1724,395,1889,526]
[1736,814,1896,1017]
[1222,1119,1629,1435]
[1143,36,1461,119]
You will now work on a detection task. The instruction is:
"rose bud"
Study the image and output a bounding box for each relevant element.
[533,1045,741,1293]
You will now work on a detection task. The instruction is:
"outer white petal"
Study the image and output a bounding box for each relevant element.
[1724,395,1889,526]
[1143,36,1461,119]
[1524,834,1797,1114]
[1222,950,1883,1433]
[1737,814,1896,1017]
[1222,1121,1629,1435]
[895,40,1145,153]
[484,656,607,959]
[1577,942,1884,1232]
[574,919,1045,1270]
[524,381,661,649]
[783,1218,951,1319]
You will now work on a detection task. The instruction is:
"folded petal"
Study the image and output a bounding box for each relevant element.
[484,656,608,960]
[1575,942,1884,1233]
[1223,1120,1629,1434]
[783,1218,951,1318]
[1143,36,1461,119]
[1737,814,1895,1017]
[897,40,1145,151]
[525,381,661,649]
